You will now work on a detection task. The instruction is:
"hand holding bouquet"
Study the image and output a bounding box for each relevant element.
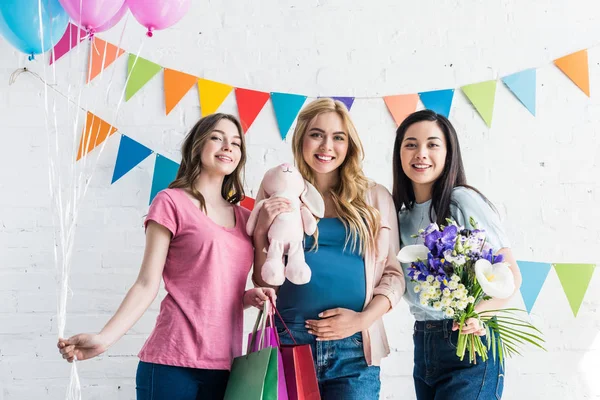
[398,218,545,364]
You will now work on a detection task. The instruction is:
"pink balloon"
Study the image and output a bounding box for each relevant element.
[126,0,190,37]
[58,0,126,31]
[95,2,128,32]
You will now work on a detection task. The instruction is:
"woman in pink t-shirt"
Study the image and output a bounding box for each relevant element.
[57,113,276,399]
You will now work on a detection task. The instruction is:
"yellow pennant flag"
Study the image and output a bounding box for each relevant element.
[198,79,233,117]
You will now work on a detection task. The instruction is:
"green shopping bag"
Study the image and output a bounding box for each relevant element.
[224,302,279,400]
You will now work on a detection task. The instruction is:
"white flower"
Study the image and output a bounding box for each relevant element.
[451,275,461,282]
[413,285,421,293]
[442,288,451,298]
[435,288,442,298]
[474,259,515,299]
[448,280,459,290]
[443,249,466,266]
[421,281,431,291]
[397,245,429,263]
[458,300,468,310]
[420,297,430,306]
[453,290,463,299]
[421,292,430,301]
[458,284,465,291]
[433,301,442,310]
[467,296,475,303]
[444,308,455,318]
[441,297,452,307]
[451,300,458,308]
[433,280,441,288]
[426,275,435,283]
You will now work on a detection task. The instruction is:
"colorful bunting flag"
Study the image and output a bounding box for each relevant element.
[517,261,551,313]
[198,79,233,117]
[77,112,118,161]
[554,49,590,97]
[461,80,497,127]
[126,55,163,101]
[418,89,454,118]
[329,97,355,111]
[164,68,198,115]
[553,263,596,317]
[111,135,153,184]
[270,92,307,140]
[235,88,271,134]
[87,38,125,83]
[383,94,419,126]
[50,23,86,65]
[240,196,255,211]
[149,154,180,205]
[502,69,537,116]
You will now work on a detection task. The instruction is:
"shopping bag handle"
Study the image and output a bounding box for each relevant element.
[249,301,270,352]
[269,298,297,345]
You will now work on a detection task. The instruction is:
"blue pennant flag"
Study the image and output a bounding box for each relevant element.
[271,92,307,140]
[319,96,355,111]
[111,135,153,184]
[517,260,551,313]
[418,89,455,118]
[149,154,180,205]
[502,69,537,116]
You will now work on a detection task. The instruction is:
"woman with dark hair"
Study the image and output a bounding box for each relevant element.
[392,109,522,399]
[57,113,276,400]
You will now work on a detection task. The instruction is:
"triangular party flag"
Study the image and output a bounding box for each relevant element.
[149,154,180,205]
[461,80,497,127]
[270,92,307,140]
[554,49,590,97]
[418,89,454,118]
[126,54,163,101]
[111,135,153,184]
[517,261,551,313]
[330,97,355,111]
[198,79,233,117]
[50,23,86,65]
[383,94,419,126]
[164,68,198,115]
[87,38,125,83]
[240,196,255,211]
[502,69,537,116]
[77,111,118,161]
[554,263,596,317]
[235,88,270,134]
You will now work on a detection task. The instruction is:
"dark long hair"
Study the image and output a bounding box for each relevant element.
[169,113,246,212]
[391,109,490,225]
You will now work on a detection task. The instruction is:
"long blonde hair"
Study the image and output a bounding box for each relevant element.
[169,113,247,212]
[291,98,380,255]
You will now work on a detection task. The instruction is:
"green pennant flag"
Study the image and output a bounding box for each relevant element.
[126,54,163,101]
[461,80,497,127]
[553,263,596,317]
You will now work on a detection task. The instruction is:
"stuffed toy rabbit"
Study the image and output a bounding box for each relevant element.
[246,163,325,285]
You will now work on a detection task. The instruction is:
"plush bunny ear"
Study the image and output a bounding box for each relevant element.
[300,180,325,218]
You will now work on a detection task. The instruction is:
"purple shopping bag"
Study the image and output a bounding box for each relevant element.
[247,304,289,400]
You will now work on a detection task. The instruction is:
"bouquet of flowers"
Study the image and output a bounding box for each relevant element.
[398,217,545,364]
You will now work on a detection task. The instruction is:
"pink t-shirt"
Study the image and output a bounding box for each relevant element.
[138,188,254,370]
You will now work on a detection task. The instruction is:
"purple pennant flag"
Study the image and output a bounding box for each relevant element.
[319,96,355,111]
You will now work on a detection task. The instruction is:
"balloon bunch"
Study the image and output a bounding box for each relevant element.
[0,0,190,60]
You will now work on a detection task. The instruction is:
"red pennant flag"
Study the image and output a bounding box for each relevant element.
[235,88,270,134]
[240,196,255,211]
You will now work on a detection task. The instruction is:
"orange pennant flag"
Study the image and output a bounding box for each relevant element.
[383,94,419,126]
[554,49,590,97]
[77,112,118,160]
[164,69,198,115]
[87,38,125,83]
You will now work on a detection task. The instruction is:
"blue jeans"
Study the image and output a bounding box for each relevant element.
[135,361,229,400]
[277,327,381,400]
[413,320,504,400]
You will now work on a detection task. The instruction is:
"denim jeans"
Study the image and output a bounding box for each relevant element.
[277,327,381,400]
[135,361,230,400]
[413,320,504,400]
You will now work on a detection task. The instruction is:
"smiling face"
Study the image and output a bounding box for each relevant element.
[199,118,243,176]
[400,120,448,200]
[301,111,349,179]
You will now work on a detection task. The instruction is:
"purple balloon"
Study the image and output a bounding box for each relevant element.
[58,0,125,32]
[95,1,128,32]
[126,0,190,37]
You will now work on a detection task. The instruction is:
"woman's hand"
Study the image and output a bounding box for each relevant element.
[305,308,366,341]
[253,197,292,238]
[243,287,278,309]
[452,318,486,336]
[57,333,109,363]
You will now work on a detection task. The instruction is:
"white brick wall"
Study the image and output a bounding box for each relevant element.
[1,0,599,398]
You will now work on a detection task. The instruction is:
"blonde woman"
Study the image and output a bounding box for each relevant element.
[252,98,405,399]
